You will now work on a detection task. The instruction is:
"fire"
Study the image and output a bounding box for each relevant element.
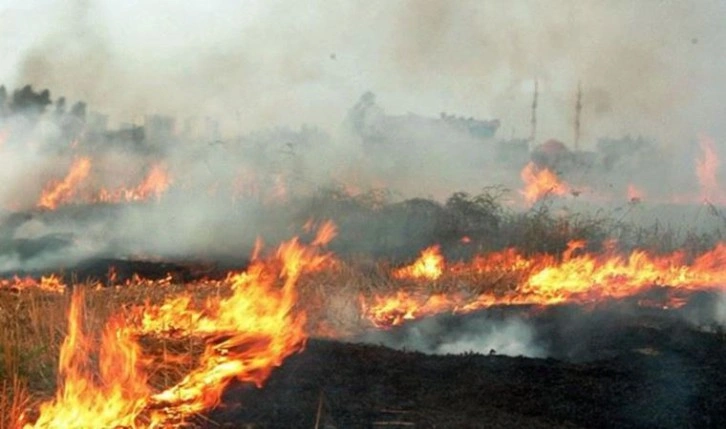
[36,159,171,209]
[393,245,444,280]
[28,289,152,428]
[627,184,643,202]
[520,162,569,205]
[696,134,723,203]
[360,291,455,328]
[132,163,172,201]
[362,241,726,328]
[23,224,335,427]
[311,220,338,246]
[0,274,66,293]
[37,157,92,210]
[96,163,172,204]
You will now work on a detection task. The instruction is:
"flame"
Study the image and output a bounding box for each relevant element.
[24,223,336,427]
[311,220,338,247]
[133,163,172,201]
[696,134,723,202]
[96,163,172,204]
[520,162,569,205]
[393,245,444,280]
[627,184,644,202]
[28,289,152,428]
[0,274,66,293]
[37,157,92,210]
[362,241,726,328]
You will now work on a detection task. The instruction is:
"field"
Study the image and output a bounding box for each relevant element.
[1,189,725,428]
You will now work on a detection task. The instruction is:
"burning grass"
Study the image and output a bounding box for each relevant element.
[1,188,726,427]
[1,229,725,426]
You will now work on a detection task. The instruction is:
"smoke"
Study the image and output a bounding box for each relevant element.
[1,0,724,143]
[359,312,546,358]
[0,1,724,273]
[717,292,726,328]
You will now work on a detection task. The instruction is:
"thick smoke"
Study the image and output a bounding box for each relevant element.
[713,291,726,328]
[0,1,725,274]
[1,1,725,142]
[359,312,546,358]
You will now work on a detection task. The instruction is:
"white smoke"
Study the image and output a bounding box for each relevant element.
[1,0,725,144]
[360,314,546,358]
[715,291,726,328]
[0,1,724,274]
[435,317,545,357]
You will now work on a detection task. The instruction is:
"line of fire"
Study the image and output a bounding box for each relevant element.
[0,75,725,429]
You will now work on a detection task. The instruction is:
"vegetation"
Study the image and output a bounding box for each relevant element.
[0,186,724,426]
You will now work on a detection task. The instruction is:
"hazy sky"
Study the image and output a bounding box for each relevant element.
[1,0,725,147]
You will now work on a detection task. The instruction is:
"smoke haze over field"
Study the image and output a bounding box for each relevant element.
[1,0,725,145]
[0,1,726,273]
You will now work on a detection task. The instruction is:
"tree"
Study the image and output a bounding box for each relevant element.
[0,85,7,115]
[70,101,86,121]
[9,85,52,115]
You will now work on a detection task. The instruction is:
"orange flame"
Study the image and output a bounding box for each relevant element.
[28,289,151,428]
[627,184,644,203]
[696,134,723,202]
[520,162,570,205]
[24,223,336,427]
[311,220,338,247]
[393,245,445,280]
[133,163,172,201]
[37,157,92,210]
[96,163,172,204]
[0,274,66,293]
[363,241,726,328]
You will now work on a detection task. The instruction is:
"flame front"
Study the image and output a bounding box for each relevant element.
[142,234,330,419]
[24,224,335,427]
[28,289,151,428]
[696,134,723,203]
[15,223,726,423]
[363,241,726,328]
[0,274,65,293]
[97,163,172,204]
[37,157,92,210]
[520,162,569,205]
[393,245,444,280]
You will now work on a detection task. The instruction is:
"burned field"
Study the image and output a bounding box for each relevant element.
[214,311,726,429]
[1,77,726,427]
[1,193,725,429]
[3,0,726,424]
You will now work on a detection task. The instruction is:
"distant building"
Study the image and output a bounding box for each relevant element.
[347,92,500,148]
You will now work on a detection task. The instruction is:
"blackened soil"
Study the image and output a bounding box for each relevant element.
[204,316,726,429]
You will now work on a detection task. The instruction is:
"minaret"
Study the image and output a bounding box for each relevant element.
[574,81,583,151]
[529,79,538,146]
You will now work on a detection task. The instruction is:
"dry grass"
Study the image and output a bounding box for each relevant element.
[0,255,502,427]
[0,193,721,428]
[0,280,225,428]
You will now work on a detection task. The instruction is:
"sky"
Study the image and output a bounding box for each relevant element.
[1,0,725,147]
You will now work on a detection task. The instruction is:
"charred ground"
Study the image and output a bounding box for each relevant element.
[208,301,726,429]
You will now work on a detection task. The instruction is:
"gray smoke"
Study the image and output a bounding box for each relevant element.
[359,313,546,358]
[1,1,725,143]
[0,1,724,274]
